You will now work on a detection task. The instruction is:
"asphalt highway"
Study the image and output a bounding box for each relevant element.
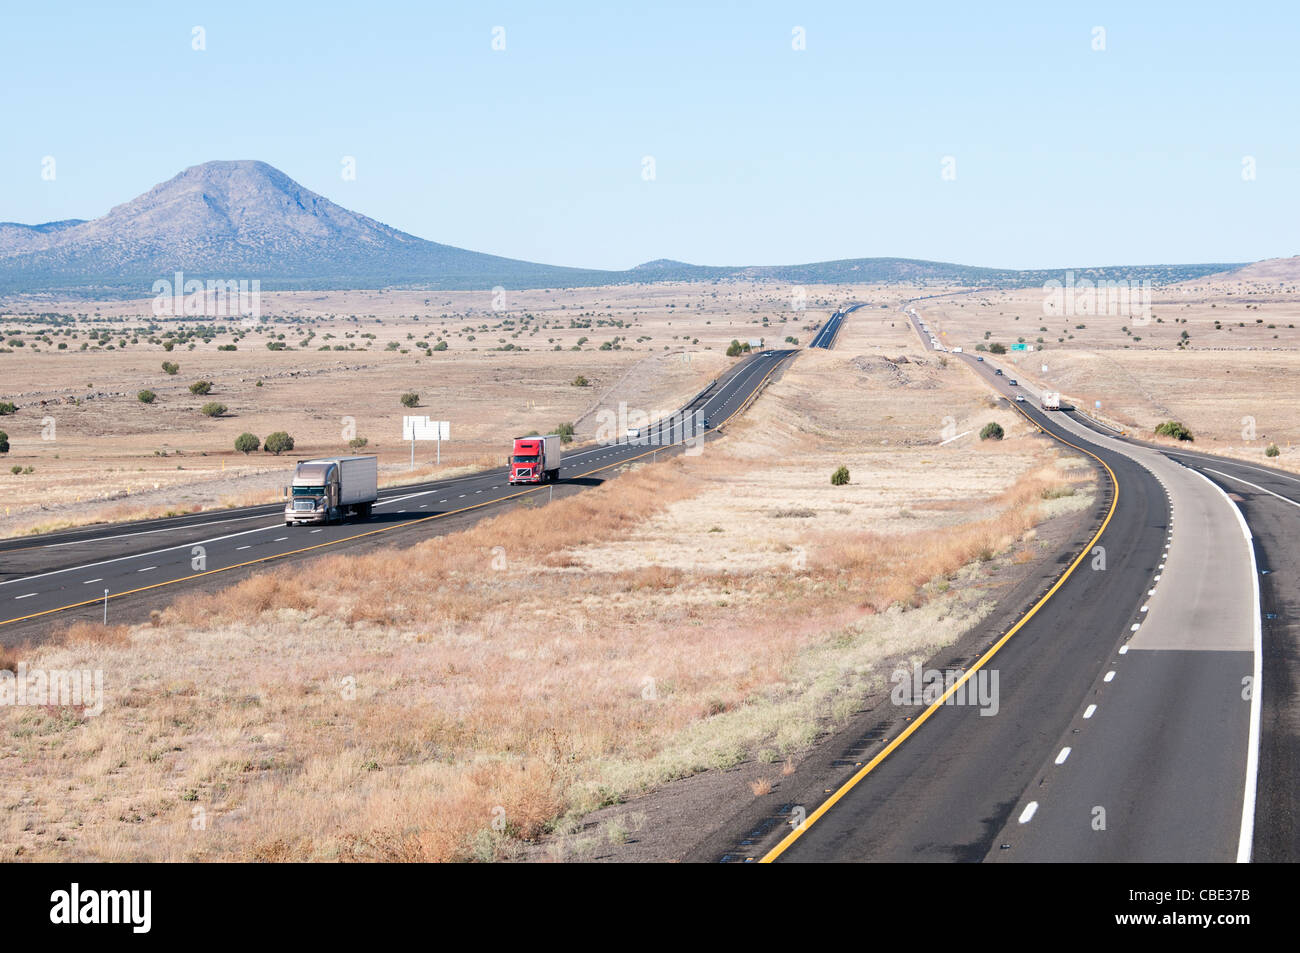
[1,346,797,633]
[808,303,865,349]
[717,305,1264,863]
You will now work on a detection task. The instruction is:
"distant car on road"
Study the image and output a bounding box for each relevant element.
[994,368,1003,376]
[976,356,984,362]
[1015,395,1026,402]
[1008,379,1018,386]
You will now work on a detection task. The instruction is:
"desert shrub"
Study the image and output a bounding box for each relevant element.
[571,375,589,387]
[234,432,260,454]
[988,342,1007,354]
[1265,443,1280,458]
[201,402,227,417]
[138,390,156,404]
[161,361,179,375]
[189,380,213,395]
[726,339,746,357]
[980,422,1005,440]
[554,422,575,443]
[432,340,448,351]
[1154,420,1193,441]
[264,431,295,455]
[400,392,419,408]
[348,436,368,450]
[0,431,8,453]
[831,465,850,486]
[0,401,16,415]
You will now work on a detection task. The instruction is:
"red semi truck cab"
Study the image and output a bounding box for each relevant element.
[509,434,563,484]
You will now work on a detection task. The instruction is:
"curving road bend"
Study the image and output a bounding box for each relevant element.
[744,309,1262,863]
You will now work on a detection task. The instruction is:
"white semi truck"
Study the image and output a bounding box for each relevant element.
[1040,392,1061,411]
[285,455,378,525]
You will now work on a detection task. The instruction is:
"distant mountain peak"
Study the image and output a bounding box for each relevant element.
[0,160,1251,297]
[632,258,695,271]
[0,160,608,294]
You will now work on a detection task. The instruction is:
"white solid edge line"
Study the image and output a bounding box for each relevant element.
[1166,451,1300,487]
[0,521,283,589]
[1203,467,1300,510]
[0,364,776,596]
[1187,468,1262,864]
[36,510,276,548]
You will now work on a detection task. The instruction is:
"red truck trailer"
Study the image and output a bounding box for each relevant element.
[509,435,563,484]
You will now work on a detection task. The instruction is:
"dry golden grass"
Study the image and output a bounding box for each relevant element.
[816,464,1089,611]
[0,318,1096,863]
[909,283,1300,468]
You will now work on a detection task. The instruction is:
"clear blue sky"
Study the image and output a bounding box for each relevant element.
[3,1,1296,270]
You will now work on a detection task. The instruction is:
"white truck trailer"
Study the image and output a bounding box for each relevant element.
[1040,392,1061,411]
[285,455,379,525]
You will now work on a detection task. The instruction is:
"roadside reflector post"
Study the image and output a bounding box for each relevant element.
[103,588,109,624]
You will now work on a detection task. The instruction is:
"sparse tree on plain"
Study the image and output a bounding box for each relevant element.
[264,431,295,455]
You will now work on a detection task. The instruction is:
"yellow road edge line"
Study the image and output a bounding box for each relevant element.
[759,400,1119,862]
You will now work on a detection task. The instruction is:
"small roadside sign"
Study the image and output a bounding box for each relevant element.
[403,417,450,467]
